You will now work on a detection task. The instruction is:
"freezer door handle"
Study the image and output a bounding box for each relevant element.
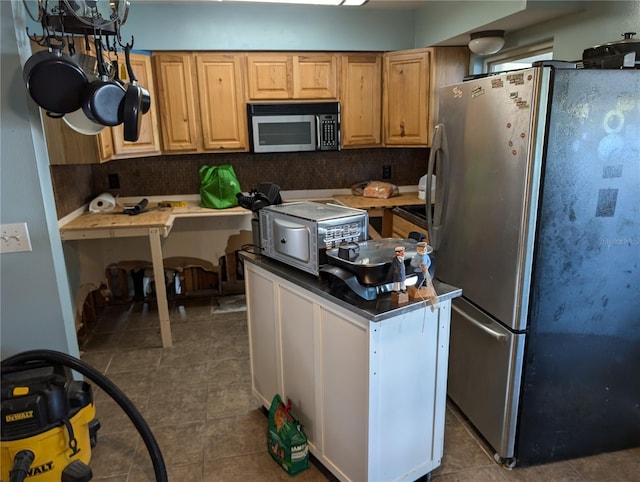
[427,123,450,251]
[453,303,507,342]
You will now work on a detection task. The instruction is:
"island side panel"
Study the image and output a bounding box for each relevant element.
[246,264,281,407]
[369,301,452,481]
[279,285,318,446]
[320,307,369,482]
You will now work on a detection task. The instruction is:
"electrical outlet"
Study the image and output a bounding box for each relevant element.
[108,173,120,189]
[0,222,32,254]
[382,165,392,179]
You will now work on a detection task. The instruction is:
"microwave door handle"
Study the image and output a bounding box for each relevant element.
[315,115,321,151]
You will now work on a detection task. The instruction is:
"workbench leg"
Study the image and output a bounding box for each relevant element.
[149,228,172,348]
[382,209,394,238]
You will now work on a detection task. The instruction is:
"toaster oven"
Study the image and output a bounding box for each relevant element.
[259,201,368,276]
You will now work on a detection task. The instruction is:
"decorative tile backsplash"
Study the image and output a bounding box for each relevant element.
[51,148,428,218]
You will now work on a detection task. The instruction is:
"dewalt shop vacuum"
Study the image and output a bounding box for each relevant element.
[1,350,168,482]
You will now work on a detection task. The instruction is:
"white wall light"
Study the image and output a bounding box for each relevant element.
[468,30,505,56]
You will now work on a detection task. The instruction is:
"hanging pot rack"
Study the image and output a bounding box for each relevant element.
[26,0,131,46]
[22,0,149,142]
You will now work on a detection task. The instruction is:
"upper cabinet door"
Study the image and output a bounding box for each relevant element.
[153,53,200,152]
[111,53,161,157]
[246,53,337,100]
[339,53,382,147]
[383,49,431,146]
[293,54,337,99]
[196,53,248,151]
[246,54,293,99]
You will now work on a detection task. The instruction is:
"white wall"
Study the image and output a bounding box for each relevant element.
[510,1,640,61]
[413,0,528,47]
[0,1,79,359]
[75,2,418,52]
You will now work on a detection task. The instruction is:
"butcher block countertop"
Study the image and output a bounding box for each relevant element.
[59,199,250,240]
[60,207,173,231]
[58,189,423,239]
[333,192,423,209]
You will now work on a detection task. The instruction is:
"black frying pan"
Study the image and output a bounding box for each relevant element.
[23,39,88,116]
[81,38,126,127]
[122,45,144,142]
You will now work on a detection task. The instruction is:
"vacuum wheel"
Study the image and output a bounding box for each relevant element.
[89,419,101,449]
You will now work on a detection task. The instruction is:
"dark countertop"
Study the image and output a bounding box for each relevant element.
[240,251,462,323]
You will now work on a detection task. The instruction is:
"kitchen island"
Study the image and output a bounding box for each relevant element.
[242,252,462,482]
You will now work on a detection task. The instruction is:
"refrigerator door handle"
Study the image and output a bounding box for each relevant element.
[453,303,508,342]
[427,123,449,251]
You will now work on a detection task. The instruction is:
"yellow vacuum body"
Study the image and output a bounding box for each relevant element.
[1,364,100,482]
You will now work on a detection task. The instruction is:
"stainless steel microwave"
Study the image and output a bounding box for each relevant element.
[247,102,340,153]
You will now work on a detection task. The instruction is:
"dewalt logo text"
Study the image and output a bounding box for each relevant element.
[5,410,34,422]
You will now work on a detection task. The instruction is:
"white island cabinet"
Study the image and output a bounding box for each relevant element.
[243,254,462,482]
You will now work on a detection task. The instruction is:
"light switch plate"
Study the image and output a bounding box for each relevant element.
[1,222,33,253]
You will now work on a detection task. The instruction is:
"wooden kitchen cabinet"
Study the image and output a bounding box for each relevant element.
[153,52,248,152]
[246,54,291,99]
[383,48,430,146]
[153,53,200,152]
[383,47,468,147]
[339,53,382,147]
[294,53,337,98]
[246,53,337,100]
[195,53,248,151]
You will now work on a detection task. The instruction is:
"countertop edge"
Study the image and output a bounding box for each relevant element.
[57,187,421,228]
[240,252,462,322]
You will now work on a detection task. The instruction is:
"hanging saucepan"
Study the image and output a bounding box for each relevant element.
[23,38,89,116]
[122,44,146,141]
[62,36,105,136]
[71,34,98,81]
[81,38,126,127]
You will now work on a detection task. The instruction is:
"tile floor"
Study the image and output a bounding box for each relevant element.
[78,296,640,481]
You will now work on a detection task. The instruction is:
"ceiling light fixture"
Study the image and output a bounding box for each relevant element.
[468,30,505,56]
[217,0,368,5]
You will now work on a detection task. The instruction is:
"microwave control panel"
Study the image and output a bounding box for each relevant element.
[320,221,366,249]
[319,114,339,150]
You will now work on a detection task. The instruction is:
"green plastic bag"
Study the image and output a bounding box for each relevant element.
[199,164,241,209]
[268,394,309,475]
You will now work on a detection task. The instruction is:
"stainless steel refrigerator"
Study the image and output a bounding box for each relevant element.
[427,66,640,467]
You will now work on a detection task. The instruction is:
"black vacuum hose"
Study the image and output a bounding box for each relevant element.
[2,350,168,482]
[9,450,34,482]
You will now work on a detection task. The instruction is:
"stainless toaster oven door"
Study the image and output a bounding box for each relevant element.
[273,218,312,263]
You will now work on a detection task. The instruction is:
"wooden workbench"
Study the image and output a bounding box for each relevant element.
[333,192,424,238]
[59,201,251,348]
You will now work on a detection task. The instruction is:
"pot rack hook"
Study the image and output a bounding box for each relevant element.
[26,24,48,46]
[27,12,62,47]
[117,35,135,50]
[115,23,134,51]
